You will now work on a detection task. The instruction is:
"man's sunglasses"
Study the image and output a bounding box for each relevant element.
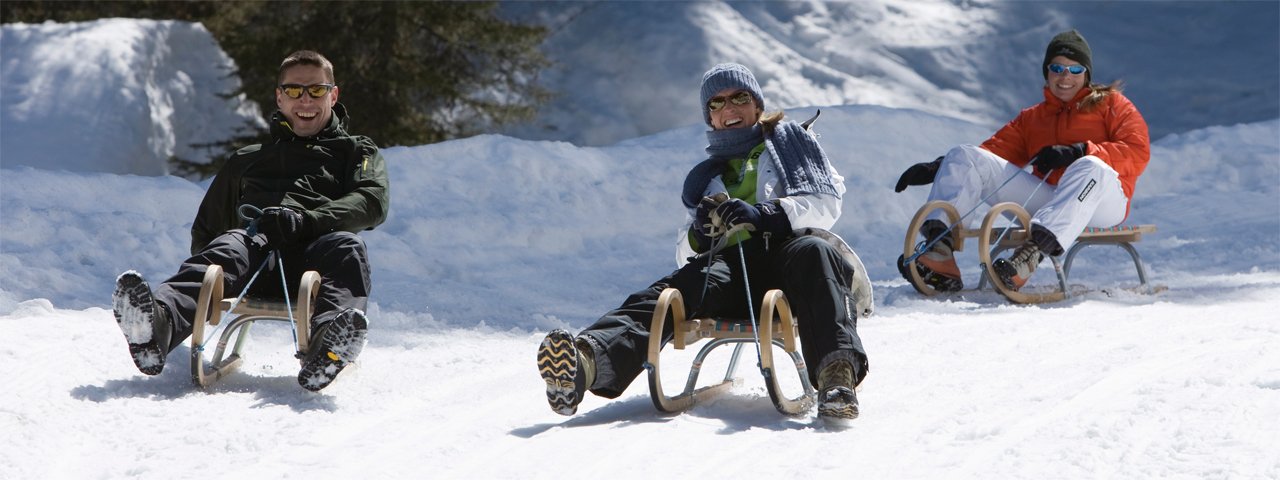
[1047,63,1087,75]
[707,91,753,112]
[279,83,335,99]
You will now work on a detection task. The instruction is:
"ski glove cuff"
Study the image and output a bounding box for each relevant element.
[1030,143,1086,174]
[895,156,943,192]
[259,206,309,248]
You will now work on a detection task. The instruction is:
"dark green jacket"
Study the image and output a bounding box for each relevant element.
[190,103,390,254]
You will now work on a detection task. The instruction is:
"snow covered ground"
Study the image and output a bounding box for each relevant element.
[3,9,1279,480]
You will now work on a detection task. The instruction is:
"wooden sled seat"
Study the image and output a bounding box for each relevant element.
[189,264,321,387]
[904,200,1158,304]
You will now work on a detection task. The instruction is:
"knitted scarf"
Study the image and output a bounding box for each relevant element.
[682,120,839,208]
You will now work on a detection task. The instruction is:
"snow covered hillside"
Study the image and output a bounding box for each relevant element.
[2,14,1279,480]
[1,19,264,175]
[501,1,1280,145]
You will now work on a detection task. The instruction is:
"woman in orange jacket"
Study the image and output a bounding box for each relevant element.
[895,29,1151,291]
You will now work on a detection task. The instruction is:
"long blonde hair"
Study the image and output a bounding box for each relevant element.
[759,110,785,135]
[1078,80,1124,112]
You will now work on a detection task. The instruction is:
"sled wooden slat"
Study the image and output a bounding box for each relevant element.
[190,267,321,388]
[903,200,1159,304]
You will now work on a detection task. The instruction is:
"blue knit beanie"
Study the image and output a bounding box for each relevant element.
[700,63,764,126]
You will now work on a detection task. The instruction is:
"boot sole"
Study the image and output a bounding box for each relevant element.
[298,309,368,392]
[113,271,165,375]
[537,329,581,416]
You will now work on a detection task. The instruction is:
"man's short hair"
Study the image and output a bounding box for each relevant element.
[278,50,335,84]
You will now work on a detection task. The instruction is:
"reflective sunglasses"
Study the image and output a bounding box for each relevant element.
[279,83,336,99]
[1047,63,1087,75]
[707,90,753,112]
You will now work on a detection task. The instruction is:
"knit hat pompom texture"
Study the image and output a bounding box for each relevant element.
[1043,29,1092,81]
[700,63,764,126]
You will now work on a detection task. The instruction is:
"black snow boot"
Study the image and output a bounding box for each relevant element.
[298,308,368,392]
[537,329,595,416]
[112,271,172,375]
[816,351,860,429]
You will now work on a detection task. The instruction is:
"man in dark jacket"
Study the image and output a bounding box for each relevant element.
[111,50,390,391]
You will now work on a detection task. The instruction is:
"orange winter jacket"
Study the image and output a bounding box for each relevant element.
[980,86,1150,213]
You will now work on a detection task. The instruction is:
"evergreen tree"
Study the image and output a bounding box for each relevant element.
[2,1,550,176]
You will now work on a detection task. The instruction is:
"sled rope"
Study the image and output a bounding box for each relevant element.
[699,207,765,368]
[986,175,1049,259]
[195,205,301,353]
[903,168,1023,266]
[735,238,764,366]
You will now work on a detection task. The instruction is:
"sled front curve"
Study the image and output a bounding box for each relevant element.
[903,200,963,296]
[978,202,1066,304]
[190,266,321,388]
[643,287,816,416]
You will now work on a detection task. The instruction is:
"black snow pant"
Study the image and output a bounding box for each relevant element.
[579,234,869,399]
[151,230,371,355]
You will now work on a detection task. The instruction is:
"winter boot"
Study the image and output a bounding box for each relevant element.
[815,352,860,429]
[537,329,595,416]
[298,308,368,392]
[112,271,172,375]
[993,241,1043,291]
[899,219,963,292]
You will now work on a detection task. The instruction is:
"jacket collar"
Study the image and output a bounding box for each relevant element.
[269,103,351,141]
[1041,86,1092,111]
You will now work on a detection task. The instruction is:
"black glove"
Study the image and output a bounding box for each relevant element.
[713,199,791,236]
[258,206,307,247]
[1030,143,1086,174]
[894,156,943,192]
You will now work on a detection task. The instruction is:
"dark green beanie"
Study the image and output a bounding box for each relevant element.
[1043,29,1092,82]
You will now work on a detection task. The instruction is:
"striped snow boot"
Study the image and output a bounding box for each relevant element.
[816,353,859,429]
[537,329,594,415]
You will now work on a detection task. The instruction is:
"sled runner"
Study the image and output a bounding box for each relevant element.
[643,229,873,416]
[190,264,321,387]
[903,200,1159,304]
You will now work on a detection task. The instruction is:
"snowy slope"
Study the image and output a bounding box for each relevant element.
[2,14,1280,480]
[501,0,1279,145]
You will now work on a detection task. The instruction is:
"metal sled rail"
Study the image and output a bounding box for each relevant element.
[643,288,816,416]
[190,264,321,387]
[903,200,1159,304]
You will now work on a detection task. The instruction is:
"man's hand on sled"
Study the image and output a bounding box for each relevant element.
[895,156,943,192]
[259,207,307,247]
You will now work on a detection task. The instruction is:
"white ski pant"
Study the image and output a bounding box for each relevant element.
[926,144,1128,252]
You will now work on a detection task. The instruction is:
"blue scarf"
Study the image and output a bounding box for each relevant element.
[682,120,839,208]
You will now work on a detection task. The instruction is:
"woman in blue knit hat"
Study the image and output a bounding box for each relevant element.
[538,62,869,428]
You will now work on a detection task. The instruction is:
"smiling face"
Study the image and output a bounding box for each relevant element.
[275,64,338,137]
[707,88,761,130]
[1045,55,1087,103]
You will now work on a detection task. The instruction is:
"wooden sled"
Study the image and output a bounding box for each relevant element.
[643,229,873,416]
[903,200,1159,304]
[190,264,321,387]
